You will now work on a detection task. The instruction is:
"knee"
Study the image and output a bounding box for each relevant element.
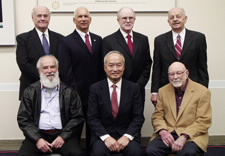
[145,144,158,156]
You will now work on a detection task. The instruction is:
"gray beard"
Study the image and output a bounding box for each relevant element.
[40,72,60,88]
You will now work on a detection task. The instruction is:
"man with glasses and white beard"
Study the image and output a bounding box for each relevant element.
[146,62,212,156]
[17,55,84,156]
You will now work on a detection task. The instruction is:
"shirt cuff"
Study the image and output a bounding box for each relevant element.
[151,92,158,95]
[100,134,110,141]
[181,133,190,140]
[124,134,134,141]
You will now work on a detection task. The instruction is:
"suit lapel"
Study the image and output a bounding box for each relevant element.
[177,79,195,120]
[100,80,113,118]
[167,85,177,120]
[166,31,178,59]
[31,29,45,57]
[181,29,193,58]
[117,80,129,119]
[90,32,98,55]
[133,32,140,58]
[48,29,57,55]
[115,30,133,58]
[73,30,92,55]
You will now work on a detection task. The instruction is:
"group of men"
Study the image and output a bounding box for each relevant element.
[16,5,211,156]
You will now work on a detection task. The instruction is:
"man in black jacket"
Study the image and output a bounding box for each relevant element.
[17,55,84,156]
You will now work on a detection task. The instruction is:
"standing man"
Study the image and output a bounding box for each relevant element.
[16,6,63,100]
[102,7,152,103]
[58,7,103,149]
[17,55,84,156]
[88,51,145,156]
[151,7,209,105]
[146,62,212,156]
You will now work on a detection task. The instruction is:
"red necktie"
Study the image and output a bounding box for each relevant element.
[175,34,182,58]
[127,34,134,55]
[85,34,92,53]
[111,84,119,119]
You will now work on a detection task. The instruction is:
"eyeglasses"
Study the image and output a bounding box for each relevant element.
[168,70,187,77]
[120,16,135,21]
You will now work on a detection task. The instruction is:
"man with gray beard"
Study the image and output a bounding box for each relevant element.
[17,55,85,156]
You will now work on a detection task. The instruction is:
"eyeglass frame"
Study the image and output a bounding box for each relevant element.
[168,70,187,78]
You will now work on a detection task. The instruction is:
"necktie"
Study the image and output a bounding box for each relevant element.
[127,34,134,55]
[42,33,50,55]
[175,34,182,58]
[111,84,119,119]
[85,34,92,53]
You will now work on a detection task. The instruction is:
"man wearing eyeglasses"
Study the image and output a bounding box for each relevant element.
[146,61,212,156]
[102,7,152,104]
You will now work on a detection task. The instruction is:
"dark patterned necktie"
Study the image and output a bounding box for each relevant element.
[175,34,182,58]
[111,84,119,119]
[42,33,50,55]
[127,34,134,55]
[85,34,92,53]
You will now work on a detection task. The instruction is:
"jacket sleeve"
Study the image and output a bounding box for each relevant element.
[59,87,85,140]
[16,34,40,81]
[17,87,41,143]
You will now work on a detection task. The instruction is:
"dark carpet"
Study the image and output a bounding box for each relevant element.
[1,146,225,156]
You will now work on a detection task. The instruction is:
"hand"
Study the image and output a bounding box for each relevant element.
[172,135,187,152]
[151,94,158,106]
[116,136,130,152]
[104,136,118,152]
[51,136,65,149]
[36,138,52,153]
[159,130,174,147]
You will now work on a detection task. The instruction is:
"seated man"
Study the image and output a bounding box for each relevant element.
[146,62,212,156]
[87,51,145,156]
[17,55,84,156]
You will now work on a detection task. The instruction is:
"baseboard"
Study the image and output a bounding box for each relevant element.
[0,136,224,151]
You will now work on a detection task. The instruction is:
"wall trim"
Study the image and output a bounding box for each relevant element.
[0,80,225,91]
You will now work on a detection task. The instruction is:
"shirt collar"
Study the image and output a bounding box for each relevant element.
[120,28,133,39]
[107,78,122,89]
[41,84,60,91]
[35,28,49,38]
[172,28,186,41]
[76,29,90,38]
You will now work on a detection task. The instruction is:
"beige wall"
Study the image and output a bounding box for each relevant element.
[0,0,225,139]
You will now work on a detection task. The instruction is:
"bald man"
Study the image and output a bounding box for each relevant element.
[146,62,212,156]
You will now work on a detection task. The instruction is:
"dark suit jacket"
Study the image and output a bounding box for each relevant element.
[17,81,84,143]
[16,28,64,99]
[102,30,152,96]
[58,30,104,111]
[151,29,209,93]
[87,79,145,144]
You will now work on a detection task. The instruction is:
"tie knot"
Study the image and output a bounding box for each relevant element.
[177,34,181,40]
[127,34,131,39]
[85,34,89,38]
[112,84,117,90]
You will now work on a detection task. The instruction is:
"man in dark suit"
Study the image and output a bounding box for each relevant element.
[88,51,145,156]
[58,7,103,149]
[151,7,209,105]
[102,7,152,103]
[17,55,84,156]
[16,6,63,100]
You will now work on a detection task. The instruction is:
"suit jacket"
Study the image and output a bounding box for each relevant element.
[102,29,152,92]
[17,81,84,143]
[150,79,212,152]
[87,79,145,144]
[151,29,209,93]
[16,28,64,99]
[58,30,104,111]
